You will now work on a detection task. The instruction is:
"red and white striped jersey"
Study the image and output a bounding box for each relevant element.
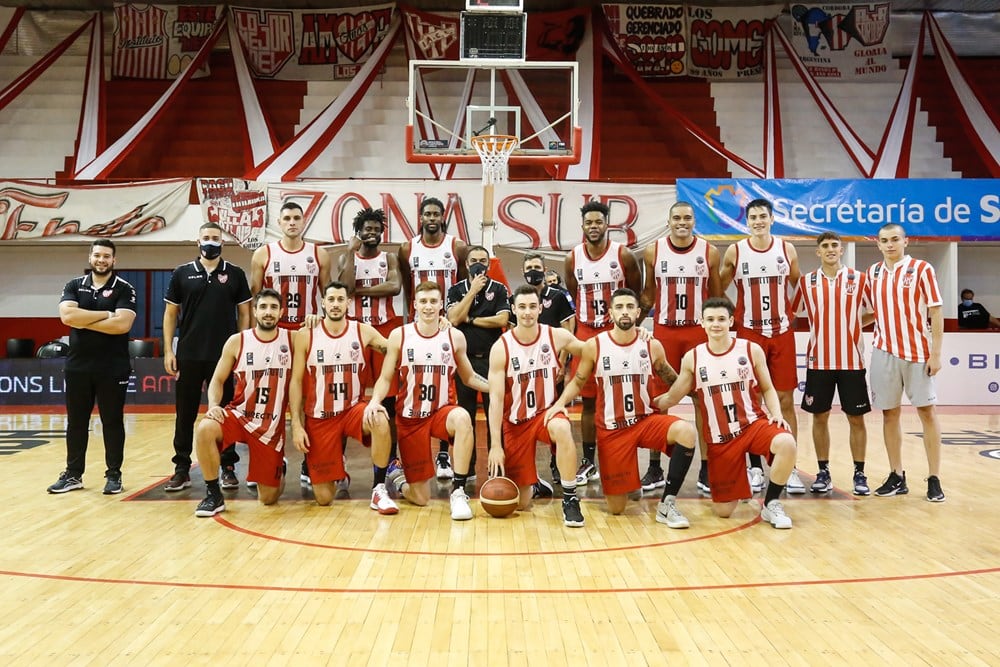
[691,339,767,445]
[593,332,655,431]
[500,325,561,424]
[732,238,794,337]
[653,237,712,327]
[408,234,459,300]
[396,324,457,419]
[303,321,366,419]
[572,242,628,328]
[229,328,292,449]
[262,241,323,328]
[866,256,942,363]
[797,267,867,370]
[113,4,168,79]
[348,251,399,326]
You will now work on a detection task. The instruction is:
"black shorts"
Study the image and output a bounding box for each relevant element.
[800,369,872,416]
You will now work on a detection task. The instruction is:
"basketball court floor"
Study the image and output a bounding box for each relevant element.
[1,406,998,665]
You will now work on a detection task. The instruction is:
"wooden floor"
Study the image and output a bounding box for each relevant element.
[2,407,999,665]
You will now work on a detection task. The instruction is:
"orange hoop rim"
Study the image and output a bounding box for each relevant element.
[470,134,519,151]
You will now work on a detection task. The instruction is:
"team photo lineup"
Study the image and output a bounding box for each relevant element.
[52,194,948,531]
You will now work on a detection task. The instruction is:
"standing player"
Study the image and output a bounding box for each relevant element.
[398,196,468,309]
[487,286,587,526]
[865,223,945,502]
[545,289,698,527]
[288,282,398,513]
[657,297,798,529]
[564,201,643,486]
[193,289,291,517]
[719,198,804,494]
[364,281,490,521]
[796,232,871,495]
[640,201,720,496]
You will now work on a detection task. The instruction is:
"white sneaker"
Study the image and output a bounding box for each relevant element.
[450,487,473,521]
[785,468,806,495]
[760,499,793,529]
[370,483,399,515]
[436,453,454,479]
[748,466,765,494]
[655,496,690,529]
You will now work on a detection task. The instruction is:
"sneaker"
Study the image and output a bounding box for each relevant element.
[246,479,258,490]
[760,499,792,529]
[640,465,665,491]
[574,459,599,486]
[386,458,407,495]
[335,473,351,500]
[103,475,123,495]
[697,467,711,496]
[627,488,643,501]
[164,471,191,492]
[562,496,585,527]
[47,472,83,494]
[436,452,454,480]
[299,460,311,486]
[747,466,765,494]
[926,475,945,503]
[220,466,239,490]
[370,483,399,515]
[810,469,832,494]
[852,470,870,496]
[195,494,226,517]
[786,468,806,494]
[532,479,554,498]
[450,487,473,520]
[550,462,561,487]
[874,471,908,497]
[656,495,690,529]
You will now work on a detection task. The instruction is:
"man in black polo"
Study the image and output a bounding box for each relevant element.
[162,221,252,492]
[48,239,137,495]
[518,252,575,331]
[445,245,510,478]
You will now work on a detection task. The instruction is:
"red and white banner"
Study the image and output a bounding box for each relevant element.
[686,3,782,80]
[230,4,395,80]
[602,4,687,77]
[401,6,458,60]
[112,3,221,79]
[0,179,191,241]
[788,3,893,80]
[196,178,268,250]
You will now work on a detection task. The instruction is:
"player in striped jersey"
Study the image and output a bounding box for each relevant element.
[398,197,469,313]
[656,297,798,529]
[545,289,698,527]
[487,286,587,526]
[796,232,871,496]
[865,223,945,502]
[287,282,397,514]
[194,289,292,517]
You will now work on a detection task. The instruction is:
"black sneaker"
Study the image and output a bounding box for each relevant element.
[874,471,908,497]
[299,460,311,486]
[697,467,711,496]
[926,476,945,503]
[195,494,226,517]
[220,466,239,490]
[103,475,123,495]
[562,496,584,527]
[47,472,83,494]
[532,479,554,498]
[640,465,665,491]
[164,471,191,492]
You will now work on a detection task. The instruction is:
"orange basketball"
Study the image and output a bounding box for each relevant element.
[479,477,520,518]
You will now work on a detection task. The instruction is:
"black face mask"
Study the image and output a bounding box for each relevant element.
[469,263,487,278]
[200,241,222,260]
[524,269,545,286]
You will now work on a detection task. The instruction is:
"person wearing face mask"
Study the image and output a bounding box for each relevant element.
[516,253,576,331]
[162,221,252,493]
[446,246,510,479]
[957,289,1000,330]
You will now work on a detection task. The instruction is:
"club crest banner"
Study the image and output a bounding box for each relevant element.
[196,178,268,250]
[686,3,783,79]
[787,2,893,79]
[112,3,222,79]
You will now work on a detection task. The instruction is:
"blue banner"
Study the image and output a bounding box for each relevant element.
[676,179,1000,240]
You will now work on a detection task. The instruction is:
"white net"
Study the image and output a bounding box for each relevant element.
[471,134,518,185]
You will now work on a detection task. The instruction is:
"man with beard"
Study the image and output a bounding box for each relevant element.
[193,289,292,517]
[288,282,398,514]
[47,240,138,495]
[162,221,252,493]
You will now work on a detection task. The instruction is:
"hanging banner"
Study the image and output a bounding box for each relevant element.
[196,178,268,250]
[676,178,1000,239]
[230,3,395,80]
[787,2,893,79]
[686,3,782,79]
[400,6,458,60]
[112,3,221,79]
[602,4,686,77]
[0,179,191,241]
[527,7,589,61]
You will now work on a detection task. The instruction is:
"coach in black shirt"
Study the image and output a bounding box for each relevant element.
[446,245,510,472]
[958,289,1000,330]
[513,252,576,331]
[162,221,252,492]
[47,239,137,495]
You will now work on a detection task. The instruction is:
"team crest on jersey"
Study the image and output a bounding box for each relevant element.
[638,349,648,359]
[278,350,290,366]
[845,282,857,295]
[306,257,317,274]
[776,257,788,275]
[660,261,669,273]
[542,299,552,308]
[902,267,916,287]
[602,356,612,371]
[246,352,254,365]
[576,268,584,280]
[804,394,814,406]
[349,341,361,361]
[737,355,750,380]
[698,366,708,382]
[540,343,552,365]
[102,289,113,297]
[406,348,415,362]
[219,274,229,284]
[316,349,325,363]
[512,357,520,371]
[486,291,494,301]
[273,261,281,272]
[741,262,750,275]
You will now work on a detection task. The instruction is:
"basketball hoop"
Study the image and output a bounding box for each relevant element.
[471,134,518,185]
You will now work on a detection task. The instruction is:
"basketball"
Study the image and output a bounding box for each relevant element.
[479,477,520,518]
